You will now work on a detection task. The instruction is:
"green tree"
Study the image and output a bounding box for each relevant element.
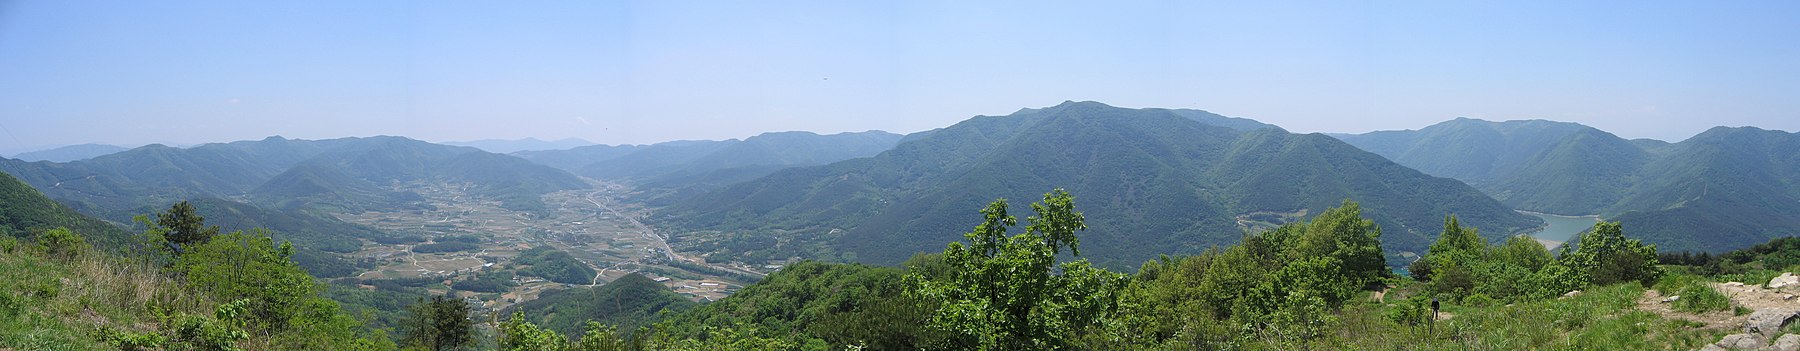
[177,229,316,331]
[401,295,475,351]
[157,201,220,255]
[907,189,1129,350]
[1296,200,1385,287]
[1424,215,1485,299]
[1565,221,1663,287]
[35,227,86,261]
[499,311,566,351]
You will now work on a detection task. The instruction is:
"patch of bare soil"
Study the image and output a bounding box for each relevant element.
[1637,280,1800,331]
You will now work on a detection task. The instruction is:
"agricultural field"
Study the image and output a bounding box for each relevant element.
[335,180,764,311]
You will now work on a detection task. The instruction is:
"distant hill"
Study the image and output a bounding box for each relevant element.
[10,143,130,162]
[1337,119,1800,253]
[653,101,1539,268]
[442,137,595,154]
[506,273,696,337]
[0,135,590,276]
[250,136,589,213]
[1335,118,1650,215]
[516,131,905,203]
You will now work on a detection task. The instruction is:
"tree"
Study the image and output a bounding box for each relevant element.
[157,201,220,255]
[906,189,1129,350]
[498,311,566,351]
[1424,215,1484,299]
[1571,222,1663,287]
[176,229,316,331]
[402,295,474,351]
[1296,200,1385,286]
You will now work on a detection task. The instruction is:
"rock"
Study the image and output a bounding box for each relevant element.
[1747,309,1800,337]
[1718,333,1766,350]
[1663,295,1682,303]
[1787,294,1797,301]
[1773,273,1800,289]
[1726,282,1747,287]
[1776,334,1800,351]
[1561,290,1582,299]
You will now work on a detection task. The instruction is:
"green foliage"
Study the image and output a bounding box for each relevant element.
[1560,221,1664,287]
[400,295,474,351]
[510,273,694,337]
[1656,274,1731,313]
[499,311,567,351]
[654,261,930,350]
[176,230,316,331]
[0,171,132,249]
[158,201,221,256]
[516,247,598,285]
[35,227,86,261]
[906,189,1129,350]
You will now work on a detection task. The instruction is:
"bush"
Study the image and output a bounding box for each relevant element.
[1656,274,1729,313]
[36,227,86,260]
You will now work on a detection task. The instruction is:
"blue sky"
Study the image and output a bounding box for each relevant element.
[1,1,1797,152]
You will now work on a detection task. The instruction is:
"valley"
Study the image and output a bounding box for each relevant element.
[332,179,764,311]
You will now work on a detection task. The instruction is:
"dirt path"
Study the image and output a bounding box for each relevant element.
[1637,279,1800,331]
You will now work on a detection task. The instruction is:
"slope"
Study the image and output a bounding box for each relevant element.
[654,101,1539,268]
[505,273,696,337]
[0,171,130,249]
[1339,120,1800,253]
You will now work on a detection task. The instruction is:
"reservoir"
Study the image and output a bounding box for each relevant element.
[1521,211,1601,249]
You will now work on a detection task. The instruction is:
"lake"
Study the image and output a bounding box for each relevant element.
[1521,210,1601,249]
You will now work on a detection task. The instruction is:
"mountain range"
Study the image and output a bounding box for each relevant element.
[651,101,1542,268]
[0,135,589,275]
[9,143,131,162]
[442,137,596,154]
[1336,118,1800,252]
[515,131,905,204]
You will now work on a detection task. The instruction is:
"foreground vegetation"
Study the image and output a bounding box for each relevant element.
[0,178,1781,350]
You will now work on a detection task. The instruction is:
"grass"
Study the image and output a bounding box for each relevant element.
[1282,283,1724,350]
[0,236,219,350]
[1656,273,1732,313]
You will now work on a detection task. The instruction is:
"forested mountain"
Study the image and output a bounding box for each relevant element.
[1338,119,1800,253]
[0,135,589,275]
[0,171,129,248]
[515,131,905,203]
[9,143,130,162]
[652,101,1539,268]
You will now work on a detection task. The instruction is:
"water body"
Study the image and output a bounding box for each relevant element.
[1520,211,1601,249]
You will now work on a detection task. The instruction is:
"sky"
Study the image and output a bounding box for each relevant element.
[1,1,1798,153]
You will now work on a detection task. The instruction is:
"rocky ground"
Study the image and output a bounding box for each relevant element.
[1656,272,1800,351]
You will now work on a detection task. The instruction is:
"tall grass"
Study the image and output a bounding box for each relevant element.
[0,236,217,350]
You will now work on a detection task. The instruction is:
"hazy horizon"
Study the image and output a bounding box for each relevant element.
[4,1,1798,152]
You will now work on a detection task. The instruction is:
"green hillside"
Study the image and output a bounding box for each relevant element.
[1338,120,1800,253]
[506,273,696,337]
[653,101,1539,268]
[0,171,131,249]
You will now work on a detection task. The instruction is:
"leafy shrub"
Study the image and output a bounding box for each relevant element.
[36,227,86,261]
[1656,274,1729,313]
[1463,293,1496,308]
